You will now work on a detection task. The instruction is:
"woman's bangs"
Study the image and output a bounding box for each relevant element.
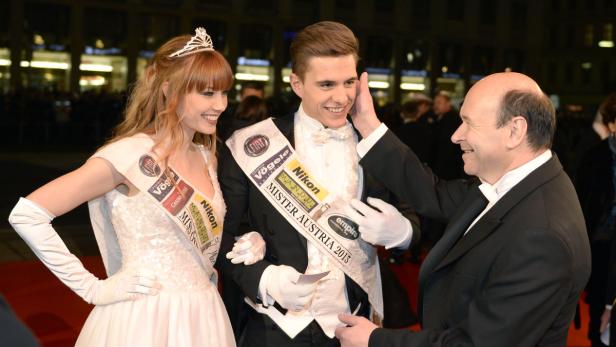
[188,51,233,92]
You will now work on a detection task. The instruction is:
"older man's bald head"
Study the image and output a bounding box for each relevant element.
[465,72,556,151]
[472,72,543,98]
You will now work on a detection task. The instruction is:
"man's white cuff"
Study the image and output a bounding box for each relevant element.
[258,265,276,307]
[385,218,413,250]
[357,123,388,158]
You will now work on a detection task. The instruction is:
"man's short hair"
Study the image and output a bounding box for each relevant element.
[290,21,359,79]
[600,92,616,126]
[435,91,452,102]
[497,90,556,150]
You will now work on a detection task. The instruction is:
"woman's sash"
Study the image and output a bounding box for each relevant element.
[226,118,383,318]
[88,135,222,282]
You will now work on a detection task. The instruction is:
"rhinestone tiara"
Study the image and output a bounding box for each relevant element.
[169,27,214,58]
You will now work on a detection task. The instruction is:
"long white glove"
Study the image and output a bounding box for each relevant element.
[225,231,266,265]
[264,265,317,312]
[344,197,413,249]
[8,197,161,305]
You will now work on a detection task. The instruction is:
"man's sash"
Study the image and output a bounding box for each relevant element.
[226,118,383,318]
[89,136,222,281]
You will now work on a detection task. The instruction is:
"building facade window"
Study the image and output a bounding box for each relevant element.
[83,8,128,92]
[236,24,273,93]
[584,24,595,46]
[292,0,319,20]
[479,0,497,25]
[23,3,71,91]
[446,0,466,21]
[244,0,278,14]
[470,46,495,77]
[0,1,8,91]
[335,0,356,23]
[511,0,528,39]
[136,14,179,81]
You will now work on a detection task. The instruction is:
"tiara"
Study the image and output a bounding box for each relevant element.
[169,27,214,58]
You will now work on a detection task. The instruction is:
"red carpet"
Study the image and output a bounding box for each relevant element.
[0,257,591,346]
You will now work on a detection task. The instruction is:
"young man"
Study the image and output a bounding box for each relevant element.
[336,72,591,346]
[217,21,417,346]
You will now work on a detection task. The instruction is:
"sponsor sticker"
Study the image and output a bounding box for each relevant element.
[188,202,209,249]
[199,198,222,236]
[139,154,161,177]
[285,159,328,200]
[327,214,360,240]
[250,146,292,185]
[162,180,194,215]
[275,171,318,212]
[244,135,270,157]
[148,170,179,202]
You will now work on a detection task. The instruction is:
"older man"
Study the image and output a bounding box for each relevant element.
[336,72,591,346]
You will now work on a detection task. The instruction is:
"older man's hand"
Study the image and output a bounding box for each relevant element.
[350,72,381,138]
[335,313,378,347]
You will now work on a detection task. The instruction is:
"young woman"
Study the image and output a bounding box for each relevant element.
[8,28,261,346]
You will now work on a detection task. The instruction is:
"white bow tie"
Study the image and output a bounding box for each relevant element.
[311,124,354,145]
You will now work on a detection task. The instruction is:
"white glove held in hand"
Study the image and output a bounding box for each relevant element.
[344,197,412,249]
[8,197,161,305]
[266,265,317,312]
[226,231,266,265]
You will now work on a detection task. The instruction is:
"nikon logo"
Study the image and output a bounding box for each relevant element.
[291,166,320,195]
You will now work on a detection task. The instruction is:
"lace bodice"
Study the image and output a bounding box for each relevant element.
[103,149,226,292]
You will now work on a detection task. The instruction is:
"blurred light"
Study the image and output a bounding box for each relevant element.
[22,61,69,69]
[95,39,104,49]
[598,40,614,48]
[441,66,448,73]
[504,67,513,72]
[1,59,112,72]
[34,34,45,45]
[80,76,106,86]
[581,62,592,69]
[235,73,269,81]
[400,83,426,91]
[43,72,54,81]
[237,57,270,66]
[80,63,113,72]
[406,52,414,63]
[282,76,290,83]
[368,81,389,89]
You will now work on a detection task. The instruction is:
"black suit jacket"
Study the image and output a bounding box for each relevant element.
[363,131,591,347]
[216,116,417,336]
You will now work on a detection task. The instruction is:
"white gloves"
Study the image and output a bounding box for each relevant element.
[345,197,413,249]
[225,231,266,265]
[264,265,317,312]
[8,197,161,305]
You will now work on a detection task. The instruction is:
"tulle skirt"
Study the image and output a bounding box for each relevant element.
[76,285,235,347]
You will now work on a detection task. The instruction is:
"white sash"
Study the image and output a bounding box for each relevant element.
[226,118,383,318]
[88,135,222,281]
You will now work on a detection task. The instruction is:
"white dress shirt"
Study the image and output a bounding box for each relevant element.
[467,150,552,233]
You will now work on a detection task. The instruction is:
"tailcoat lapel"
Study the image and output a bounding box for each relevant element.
[434,155,563,272]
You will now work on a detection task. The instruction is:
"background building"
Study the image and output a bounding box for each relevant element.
[1,0,614,107]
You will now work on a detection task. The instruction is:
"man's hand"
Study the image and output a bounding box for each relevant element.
[335,313,377,347]
[266,265,317,312]
[600,307,611,333]
[226,231,266,265]
[345,197,412,249]
[350,72,381,138]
